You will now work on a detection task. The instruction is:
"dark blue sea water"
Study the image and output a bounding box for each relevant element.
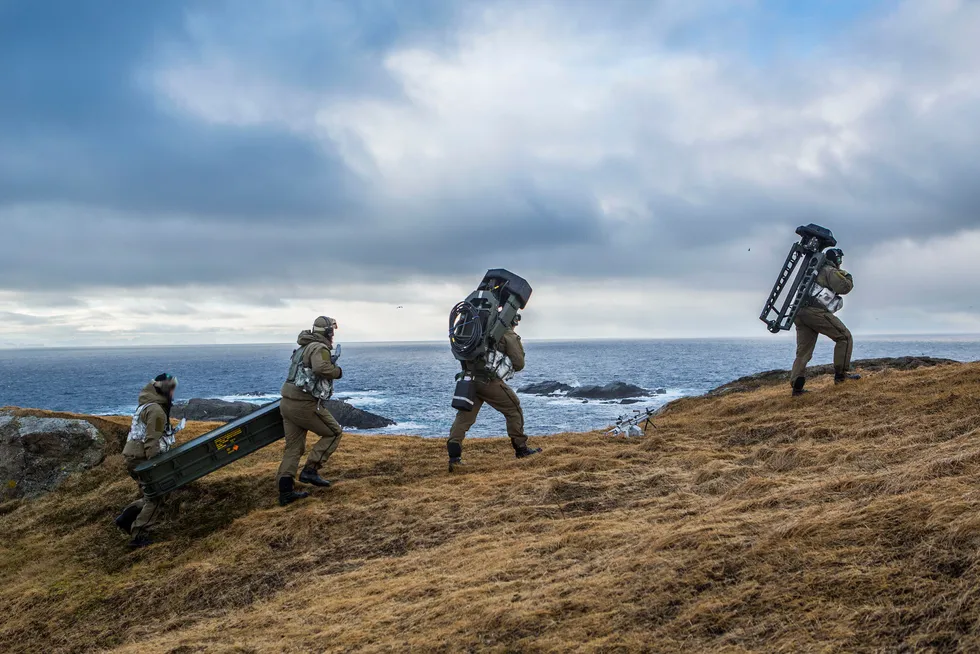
[1,336,978,437]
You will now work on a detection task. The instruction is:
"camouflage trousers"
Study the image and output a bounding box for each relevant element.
[448,379,528,451]
[124,456,164,536]
[791,306,854,381]
[277,397,343,481]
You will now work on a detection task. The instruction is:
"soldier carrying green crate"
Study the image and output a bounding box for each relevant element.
[115,373,182,548]
[276,316,345,506]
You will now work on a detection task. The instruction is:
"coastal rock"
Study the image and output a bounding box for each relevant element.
[568,382,651,400]
[322,400,395,430]
[519,380,655,400]
[708,356,961,396]
[517,381,575,395]
[173,398,396,430]
[172,398,257,422]
[0,412,106,499]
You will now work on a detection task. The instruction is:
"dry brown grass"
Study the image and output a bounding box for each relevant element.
[2,362,980,652]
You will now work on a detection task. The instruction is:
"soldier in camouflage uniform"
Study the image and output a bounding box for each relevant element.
[116,373,178,548]
[277,316,345,506]
[448,315,541,469]
[791,248,860,396]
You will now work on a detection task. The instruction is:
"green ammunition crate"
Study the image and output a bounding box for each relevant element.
[134,401,285,500]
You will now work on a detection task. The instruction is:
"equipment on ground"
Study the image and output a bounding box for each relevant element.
[759,224,837,333]
[133,401,286,500]
[608,408,658,437]
[449,269,531,406]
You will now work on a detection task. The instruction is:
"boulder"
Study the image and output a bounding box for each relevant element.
[0,412,106,499]
[568,382,651,400]
[708,357,961,396]
[518,381,575,395]
[173,398,396,430]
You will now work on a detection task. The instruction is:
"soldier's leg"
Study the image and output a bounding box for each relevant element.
[130,493,164,538]
[115,497,144,534]
[448,396,484,458]
[481,380,529,450]
[123,498,144,514]
[277,417,308,482]
[305,406,344,470]
[790,317,820,383]
[116,457,146,534]
[815,313,854,375]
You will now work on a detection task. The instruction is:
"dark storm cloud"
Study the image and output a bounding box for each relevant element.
[1,0,979,305]
[0,1,372,220]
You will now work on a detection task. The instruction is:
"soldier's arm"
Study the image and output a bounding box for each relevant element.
[826,268,854,295]
[502,330,526,372]
[310,344,343,380]
[142,405,168,459]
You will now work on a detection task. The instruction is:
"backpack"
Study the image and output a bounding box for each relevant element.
[126,404,177,453]
[286,345,334,401]
[810,283,844,313]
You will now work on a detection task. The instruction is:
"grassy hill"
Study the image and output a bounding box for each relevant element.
[2,362,980,652]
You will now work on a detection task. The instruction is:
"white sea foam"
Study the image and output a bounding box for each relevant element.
[217,393,280,404]
[333,391,389,407]
[378,421,427,432]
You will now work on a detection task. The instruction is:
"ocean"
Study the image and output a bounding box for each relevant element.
[1,336,978,437]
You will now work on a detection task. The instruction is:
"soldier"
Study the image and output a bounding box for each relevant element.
[115,373,179,548]
[790,248,861,396]
[277,316,344,506]
[447,314,541,470]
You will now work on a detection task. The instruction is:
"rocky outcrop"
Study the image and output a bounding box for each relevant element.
[708,357,961,396]
[323,400,395,430]
[0,412,106,499]
[518,381,575,395]
[569,382,657,400]
[172,398,396,430]
[519,381,665,400]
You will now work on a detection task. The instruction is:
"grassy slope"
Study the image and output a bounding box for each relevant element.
[2,363,980,653]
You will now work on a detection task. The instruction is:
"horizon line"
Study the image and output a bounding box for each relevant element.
[3,332,980,350]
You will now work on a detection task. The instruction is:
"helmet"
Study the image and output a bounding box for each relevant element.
[313,316,338,335]
[825,248,844,267]
[153,373,178,395]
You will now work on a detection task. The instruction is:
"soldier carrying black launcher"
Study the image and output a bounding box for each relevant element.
[760,224,860,396]
[447,270,542,471]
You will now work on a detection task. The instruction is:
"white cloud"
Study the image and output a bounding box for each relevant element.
[4,0,980,344]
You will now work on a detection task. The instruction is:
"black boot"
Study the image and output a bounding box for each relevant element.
[278,476,311,507]
[114,505,141,535]
[448,441,463,472]
[129,533,152,549]
[299,465,332,487]
[515,445,543,459]
[792,376,809,397]
[835,372,861,384]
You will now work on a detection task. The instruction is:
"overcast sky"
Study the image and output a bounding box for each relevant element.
[2,0,979,346]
